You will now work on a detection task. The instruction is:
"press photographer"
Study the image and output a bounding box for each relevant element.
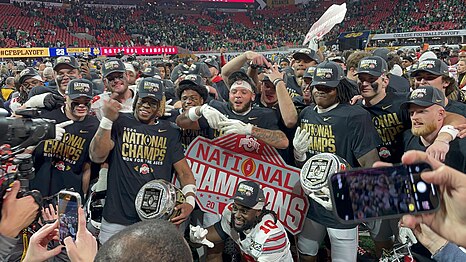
[0,109,56,261]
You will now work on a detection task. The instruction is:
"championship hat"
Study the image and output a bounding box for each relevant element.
[311,61,344,88]
[177,74,208,101]
[67,79,94,99]
[102,58,126,78]
[293,48,321,63]
[53,56,79,72]
[18,68,42,84]
[138,77,165,101]
[356,56,389,77]
[401,86,446,109]
[232,181,265,210]
[410,58,449,77]
[203,58,220,71]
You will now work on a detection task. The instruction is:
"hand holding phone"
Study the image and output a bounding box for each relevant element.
[58,190,81,244]
[329,163,440,223]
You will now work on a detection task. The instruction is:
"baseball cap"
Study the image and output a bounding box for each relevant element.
[67,79,93,99]
[328,56,346,64]
[124,62,136,74]
[279,57,290,64]
[177,74,208,101]
[293,48,321,63]
[102,58,126,78]
[311,61,344,88]
[18,68,42,84]
[53,56,79,71]
[401,86,446,109]
[402,56,414,63]
[232,181,265,210]
[203,58,219,71]
[141,66,161,78]
[303,66,316,79]
[137,77,165,101]
[356,56,389,77]
[179,74,205,88]
[170,64,191,82]
[372,48,390,61]
[410,58,449,77]
[188,62,212,78]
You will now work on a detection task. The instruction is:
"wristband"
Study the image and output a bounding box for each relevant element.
[188,107,201,121]
[185,195,196,209]
[100,117,113,130]
[439,125,459,140]
[205,86,211,93]
[182,184,197,196]
[273,78,285,87]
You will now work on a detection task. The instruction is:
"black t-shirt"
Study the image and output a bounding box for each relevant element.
[403,130,466,172]
[298,103,381,228]
[102,114,185,225]
[212,79,229,102]
[165,108,212,150]
[30,108,99,197]
[445,100,466,116]
[292,96,309,116]
[208,100,281,138]
[360,92,410,163]
[284,74,302,99]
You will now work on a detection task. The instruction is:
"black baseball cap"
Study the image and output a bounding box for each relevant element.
[188,62,212,78]
[372,48,390,61]
[177,74,208,101]
[170,64,191,82]
[401,86,446,109]
[203,58,219,71]
[232,181,265,210]
[53,56,79,72]
[410,58,449,77]
[102,58,126,78]
[179,74,205,88]
[141,66,161,78]
[18,68,42,84]
[67,79,93,99]
[328,56,346,64]
[138,77,165,101]
[279,57,290,64]
[303,66,316,79]
[311,61,344,88]
[356,56,389,77]
[293,48,320,63]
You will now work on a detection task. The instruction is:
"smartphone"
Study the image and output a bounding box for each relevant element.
[58,191,81,244]
[328,163,440,223]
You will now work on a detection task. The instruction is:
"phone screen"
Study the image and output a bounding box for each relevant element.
[58,192,81,244]
[329,163,439,223]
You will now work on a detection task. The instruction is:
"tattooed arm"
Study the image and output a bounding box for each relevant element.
[251,127,289,149]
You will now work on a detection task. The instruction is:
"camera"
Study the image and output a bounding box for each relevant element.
[0,109,56,149]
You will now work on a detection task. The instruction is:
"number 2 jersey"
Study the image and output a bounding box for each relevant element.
[214,203,293,262]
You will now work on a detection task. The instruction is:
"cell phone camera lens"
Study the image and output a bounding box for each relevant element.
[416,181,427,193]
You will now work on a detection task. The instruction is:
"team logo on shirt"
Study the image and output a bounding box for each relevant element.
[55,161,66,171]
[140,164,150,175]
[379,147,391,158]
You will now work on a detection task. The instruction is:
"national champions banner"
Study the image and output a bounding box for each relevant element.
[183,134,309,235]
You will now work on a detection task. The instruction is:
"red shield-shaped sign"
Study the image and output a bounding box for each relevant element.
[182,134,309,235]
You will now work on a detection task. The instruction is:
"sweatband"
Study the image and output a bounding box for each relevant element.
[186,195,196,209]
[188,107,201,121]
[99,117,113,130]
[439,125,459,140]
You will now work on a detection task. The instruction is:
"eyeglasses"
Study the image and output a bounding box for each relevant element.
[231,203,251,216]
[106,73,124,82]
[415,75,439,82]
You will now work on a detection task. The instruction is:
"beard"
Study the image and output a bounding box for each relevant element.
[412,121,438,137]
[230,213,258,233]
[229,100,252,114]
